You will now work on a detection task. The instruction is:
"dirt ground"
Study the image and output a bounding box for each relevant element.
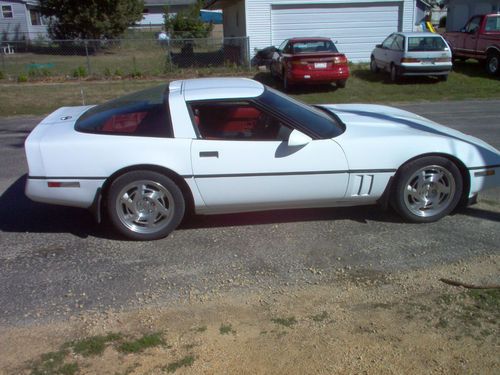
[0,255,498,375]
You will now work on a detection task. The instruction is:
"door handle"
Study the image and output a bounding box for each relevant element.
[199,151,219,158]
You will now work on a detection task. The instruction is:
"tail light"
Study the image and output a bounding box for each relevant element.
[333,55,347,64]
[435,57,451,62]
[401,57,420,63]
[291,60,308,66]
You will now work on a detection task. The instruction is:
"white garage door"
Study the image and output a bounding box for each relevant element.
[271,3,402,62]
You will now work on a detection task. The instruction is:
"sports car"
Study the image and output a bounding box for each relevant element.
[25,78,500,240]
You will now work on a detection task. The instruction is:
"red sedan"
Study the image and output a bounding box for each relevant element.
[270,37,350,91]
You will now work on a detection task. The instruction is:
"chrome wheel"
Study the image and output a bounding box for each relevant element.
[108,171,185,240]
[403,165,456,218]
[116,180,175,234]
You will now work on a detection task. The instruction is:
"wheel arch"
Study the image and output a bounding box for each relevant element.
[486,46,500,56]
[394,152,470,204]
[101,164,195,215]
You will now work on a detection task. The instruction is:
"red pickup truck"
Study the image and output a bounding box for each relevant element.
[443,14,500,75]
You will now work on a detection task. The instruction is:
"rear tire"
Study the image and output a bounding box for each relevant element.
[486,51,499,75]
[370,57,379,73]
[391,156,463,223]
[336,79,347,88]
[107,171,185,240]
[390,64,400,83]
[283,71,293,92]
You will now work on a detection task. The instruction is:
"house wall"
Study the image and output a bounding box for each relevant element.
[0,1,29,40]
[223,0,245,37]
[446,0,500,31]
[244,0,416,62]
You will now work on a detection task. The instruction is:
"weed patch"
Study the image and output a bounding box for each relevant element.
[164,355,195,373]
[219,323,235,335]
[71,332,122,357]
[271,316,297,328]
[117,332,165,353]
[310,311,329,322]
[30,349,78,375]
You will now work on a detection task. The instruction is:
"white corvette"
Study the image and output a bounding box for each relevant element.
[25,78,500,240]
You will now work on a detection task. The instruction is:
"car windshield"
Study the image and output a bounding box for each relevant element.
[257,86,344,139]
[291,40,338,54]
[75,84,172,137]
[407,36,448,51]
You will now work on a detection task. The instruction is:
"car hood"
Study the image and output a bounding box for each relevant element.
[320,103,499,154]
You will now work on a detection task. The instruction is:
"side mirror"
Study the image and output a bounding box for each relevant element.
[460,27,466,33]
[376,44,382,48]
[288,129,312,147]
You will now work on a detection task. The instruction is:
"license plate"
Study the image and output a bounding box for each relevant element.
[314,62,327,69]
[422,59,435,64]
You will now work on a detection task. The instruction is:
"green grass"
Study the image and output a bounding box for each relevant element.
[219,323,235,335]
[310,311,329,322]
[117,332,165,353]
[1,61,499,117]
[31,349,79,375]
[70,333,122,357]
[164,355,195,373]
[271,316,297,328]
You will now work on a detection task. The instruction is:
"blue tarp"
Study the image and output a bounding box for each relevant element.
[200,10,222,24]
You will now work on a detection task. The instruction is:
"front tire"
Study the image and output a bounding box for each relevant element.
[486,51,499,75]
[391,157,463,223]
[107,171,185,240]
[370,57,379,73]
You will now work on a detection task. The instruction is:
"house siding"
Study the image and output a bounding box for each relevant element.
[244,0,416,61]
[0,1,29,40]
[446,0,500,31]
[223,0,245,37]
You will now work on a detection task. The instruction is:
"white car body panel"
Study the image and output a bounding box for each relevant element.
[24,78,500,220]
[191,138,349,213]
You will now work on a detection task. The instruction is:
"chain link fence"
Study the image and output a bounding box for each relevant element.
[0,36,250,79]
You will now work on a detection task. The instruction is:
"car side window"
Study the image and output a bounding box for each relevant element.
[283,42,292,54]
[382,34,395,49]
[465,16,481,33]
[190,101,293,141]
[278,40,288,53]
[392,35,404,51]
[485,16,500,32]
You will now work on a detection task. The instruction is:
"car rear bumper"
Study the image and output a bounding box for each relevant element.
[25,177,105,209]
[288,66,350,83]
[399,63,452,76]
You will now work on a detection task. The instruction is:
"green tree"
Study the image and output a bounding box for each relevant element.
[39,0,144,39]
[164,0,213,39]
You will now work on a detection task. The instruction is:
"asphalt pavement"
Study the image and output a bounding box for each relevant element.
[0,100,499,326]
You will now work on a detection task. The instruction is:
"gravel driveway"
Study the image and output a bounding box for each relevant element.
[0,100,498,326]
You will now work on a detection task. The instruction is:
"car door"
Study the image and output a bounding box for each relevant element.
[463,16,482,55]
[376,34,396,70]
[189,100,349,211]
[272,40,289,78]
[390,34,405,67]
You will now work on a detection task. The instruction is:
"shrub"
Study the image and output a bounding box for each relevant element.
[72,66,87,78]
[0,71,4,80]
[17,73,28,83]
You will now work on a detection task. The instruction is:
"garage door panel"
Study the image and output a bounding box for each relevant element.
[271,3,401,62]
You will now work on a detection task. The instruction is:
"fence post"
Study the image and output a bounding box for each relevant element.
[84,40,92,75]
[1,51,5,73]
[246,37,251,70]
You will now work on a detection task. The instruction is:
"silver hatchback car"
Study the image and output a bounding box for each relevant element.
[370,32,452,82]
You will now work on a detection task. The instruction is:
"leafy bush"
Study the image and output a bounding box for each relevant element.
[165,0,213,39]
[17,73,28,83]
[72,66,87,78]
